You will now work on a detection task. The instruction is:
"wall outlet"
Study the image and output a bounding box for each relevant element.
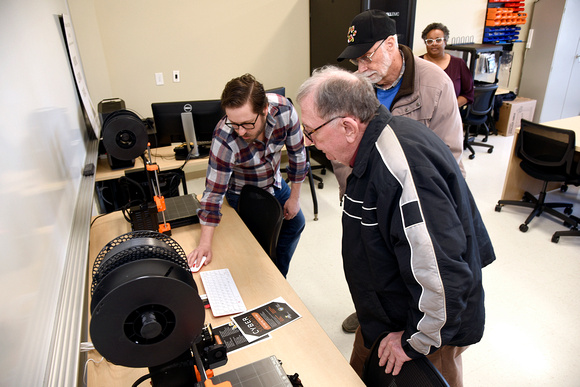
[155,72,164,86]
[173,70,180,83]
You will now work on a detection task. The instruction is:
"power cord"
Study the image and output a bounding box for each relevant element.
[81,342,104,385]
[90,213,108,228]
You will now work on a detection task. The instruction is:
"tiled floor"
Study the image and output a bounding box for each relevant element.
[187,133,580,386]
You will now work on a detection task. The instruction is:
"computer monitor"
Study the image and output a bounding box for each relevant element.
[266,87,285,97]
[151,100,224,148]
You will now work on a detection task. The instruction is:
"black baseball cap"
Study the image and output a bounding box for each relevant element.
[337,10,397,62]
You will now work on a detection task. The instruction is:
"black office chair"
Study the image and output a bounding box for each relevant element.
[283,143,321,221]
[552,160,580,243]
[552,215,580,243]
[237,185,284,263]
[495,119,578,233]
[462,83,498,159]
[363,332,449,387]
[308,145,326,189]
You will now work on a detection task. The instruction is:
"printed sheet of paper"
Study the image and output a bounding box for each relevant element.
[213,322,270,354]
[231,297,301,343]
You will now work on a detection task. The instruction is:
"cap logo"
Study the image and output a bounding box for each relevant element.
[347,26,357,43]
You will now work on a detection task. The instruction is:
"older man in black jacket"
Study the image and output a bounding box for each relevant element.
[297,66,495,387]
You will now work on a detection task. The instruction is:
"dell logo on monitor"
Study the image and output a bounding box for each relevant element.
[183,104,193,113]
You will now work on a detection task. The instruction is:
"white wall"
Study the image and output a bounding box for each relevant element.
[70,0,541,117]
[70,0,310,118]
[0,0,90,384]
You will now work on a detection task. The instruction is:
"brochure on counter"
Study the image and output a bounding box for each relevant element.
[213,322,270,354]
[231,297,301,343]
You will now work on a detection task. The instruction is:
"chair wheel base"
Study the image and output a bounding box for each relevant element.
[469,154,475,160]
[551,235,560,243]
[495,204,502,212]
[519,223,529,232]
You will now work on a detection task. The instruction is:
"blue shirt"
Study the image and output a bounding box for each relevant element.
[376,78,403,109]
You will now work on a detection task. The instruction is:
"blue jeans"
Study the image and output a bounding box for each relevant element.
[226,180,305,277]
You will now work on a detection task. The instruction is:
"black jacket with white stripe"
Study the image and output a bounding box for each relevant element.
[342,105,495,358]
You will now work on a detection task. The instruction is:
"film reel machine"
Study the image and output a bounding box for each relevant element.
[101,109,173,234]
[90,230,230,387]
[101,109,149,169]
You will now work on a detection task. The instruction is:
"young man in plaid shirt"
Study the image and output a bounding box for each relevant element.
[187,74,307,277]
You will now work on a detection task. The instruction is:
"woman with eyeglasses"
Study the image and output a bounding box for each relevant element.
[420,22,474,108]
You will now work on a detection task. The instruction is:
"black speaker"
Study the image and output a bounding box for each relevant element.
[361,0,417,48]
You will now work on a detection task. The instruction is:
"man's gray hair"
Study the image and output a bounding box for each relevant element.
[297,66,380,123]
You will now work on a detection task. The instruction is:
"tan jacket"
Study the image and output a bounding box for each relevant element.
[332,45,465,200]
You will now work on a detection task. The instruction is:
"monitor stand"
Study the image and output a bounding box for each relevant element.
[181,111,199,157]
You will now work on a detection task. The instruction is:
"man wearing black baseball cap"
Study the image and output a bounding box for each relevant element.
[336,10,463,166]
[332,9,468,387]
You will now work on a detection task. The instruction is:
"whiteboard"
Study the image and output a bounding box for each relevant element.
[0,1,90,384]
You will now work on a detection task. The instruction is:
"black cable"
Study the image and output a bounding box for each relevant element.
[90,213,108,228]
[131,372,153,387]
[178,146,197,170]
[118,175,148,203]
[161,171,182,196]
[121,199,145,224]
[121,206,131,223]
[96,185,113,206]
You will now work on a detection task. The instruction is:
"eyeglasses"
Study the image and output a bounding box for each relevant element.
[349,39,386,67]
[424,37,445,46]
[225,113,260,130]
[303,116,345,142]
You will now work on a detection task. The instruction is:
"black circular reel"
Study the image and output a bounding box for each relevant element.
[90,231,204,368]
[101,110,148,161]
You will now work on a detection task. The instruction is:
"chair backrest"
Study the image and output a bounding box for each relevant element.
[463,83,498,123]
[363,332,449,387]
[516,119,576,176]
[265,86,286,97]
[237,185,284,263]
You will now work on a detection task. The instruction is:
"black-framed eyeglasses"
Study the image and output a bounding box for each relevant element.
[349,39,386,67]
[424,37,445,46]
[303,116,345,142]
[225,113,260,130]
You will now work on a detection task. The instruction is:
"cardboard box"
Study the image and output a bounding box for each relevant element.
[496,97,537,136]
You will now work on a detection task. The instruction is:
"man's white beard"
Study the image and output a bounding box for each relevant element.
[356,69,382,84]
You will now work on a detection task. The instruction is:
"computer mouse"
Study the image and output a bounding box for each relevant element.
[190,256,207,273]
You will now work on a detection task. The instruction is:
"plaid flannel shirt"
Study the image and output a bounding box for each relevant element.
[198,94,307,226]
